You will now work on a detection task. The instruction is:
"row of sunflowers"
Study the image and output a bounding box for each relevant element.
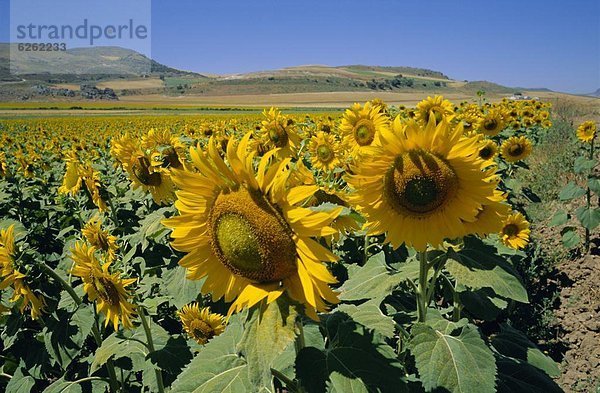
[0,96,592,393]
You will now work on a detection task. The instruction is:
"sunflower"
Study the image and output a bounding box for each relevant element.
[415,95,455,125]
[82,215,119,263]
[339,102,389,156]
[501,136,533,163]
[576,121,597,143]
[178,302,225,345]
[79,164,108,212]
[479,108,506,136]
[58,154,83,196]
[111,134,175,205]
[478,139,498,162]
[0,152,11,178]
[500,212,530,249]
[0,225,44,319]
[141,128,185,169]
[308,131,342,172]
[256,107,301,158]
[346,118,499,251]
[162,133,342,320]
[70,241,136,330]
[462,190,510,236]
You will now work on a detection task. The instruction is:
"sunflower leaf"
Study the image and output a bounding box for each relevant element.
[237,297,298,392]
[558,182,586,201]
[446,239,528,303]
[575,206,600,230]
[560,227,581,249]
[408,323,496,393]
[496,357,563,393]
[339,252,404,302]
[328,372,370,393]
[491,324,560,377]
[335,302,395,338]
[170,314,252,393]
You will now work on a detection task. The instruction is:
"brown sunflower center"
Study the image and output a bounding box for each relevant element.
[483,119,498,131]
[503,224,519,237]
[163,147,182,169]
[384,150,459,215]
[353,120,376,146]
[94,276,120,306]
[508,144,524,157]
[479,145,495,160]
[209,188,297,282]
[132,156,162,186]
[316,144,334,163]
[190,319,214,343]
[268,124,289,148]
[96,232,110,251]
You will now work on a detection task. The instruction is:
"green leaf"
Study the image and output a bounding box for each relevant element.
[295,312,407,392]
[496,357,562,393]
[574,157,597,174]
[237,297,298,391]
[163,266,203,309]
[588,176,600,195]
[42,377,83,393]
[491,324,560,377]
[90,331,147,374]
[548,210,568,227]
[458,288,508,321]
[558,182,585,201]
[561,228,580,249]
[43,306,94,369]
[339,252,403,302]
[335,302,395,338]
[446,240,528,303]
[408,323,496,393]
[170,315,252,393]
[575,206,600,230]
[328,372,370,393]
[6,369,35,393]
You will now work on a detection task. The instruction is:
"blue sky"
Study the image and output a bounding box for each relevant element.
[1,0,598,93]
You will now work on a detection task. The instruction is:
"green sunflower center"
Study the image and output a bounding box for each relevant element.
[384,150,459,215]
[132,156,162,186]
[190,319,214,344]
[209,188,297,282]
[353,120,376,146]
[503,224,519,237]
[316,144,334,163]
[94,276,120,306]
[426,109,444,124]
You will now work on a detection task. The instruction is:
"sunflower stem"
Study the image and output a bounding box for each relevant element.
[105,191,121,230]
[38,261,120,392]
[416,250,430,323]
[585,138,594,252]
[138,305,165,393]
[294,319,306,354]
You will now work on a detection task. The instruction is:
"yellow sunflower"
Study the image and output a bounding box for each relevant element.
[256,107,301,158]
[339,102,389,156]
[58,154,83,196]
[462,190,510,236]
[500,212,530,249]
[178,302,226,345]
[111,133,175,205]
[0,225,44,319]
[501,136,533,163]
[82,215,119,263]
[478,108,507,136]
[70,241,136,330]
[346,118,499,251]
[79,164,108,212]
[308,131,342,172]
[162,133,342,320]
[141,128,185,169]
[415,95,455,125]
[576,121,597,143]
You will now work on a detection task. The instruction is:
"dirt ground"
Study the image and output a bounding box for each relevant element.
[555,251,600,392]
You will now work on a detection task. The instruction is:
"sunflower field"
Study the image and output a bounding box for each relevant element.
[0,96,594,393]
